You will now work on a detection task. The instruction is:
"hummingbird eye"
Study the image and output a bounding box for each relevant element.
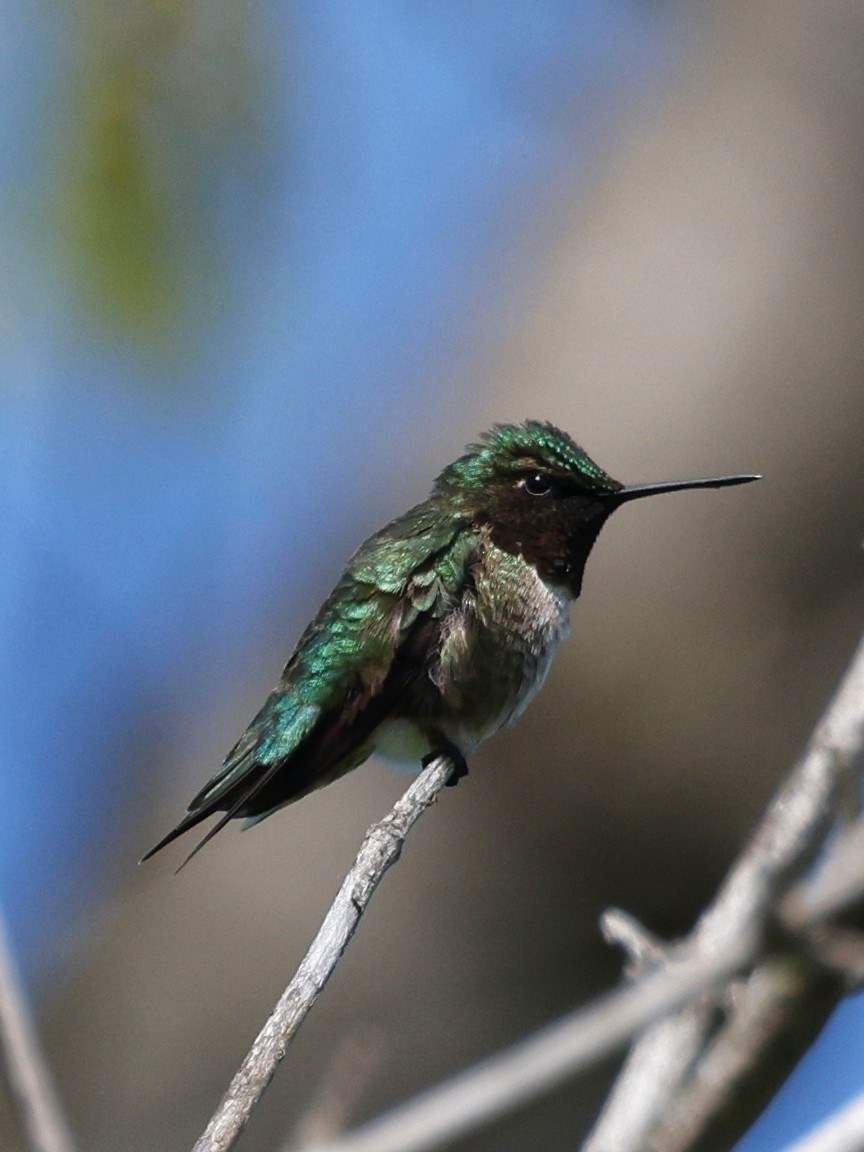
[520,471,554,497]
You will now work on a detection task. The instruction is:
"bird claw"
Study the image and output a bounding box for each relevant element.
[423,745,469,786]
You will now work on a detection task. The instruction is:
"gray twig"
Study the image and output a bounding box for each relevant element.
[601,907,669,974]
[191,753,456,1152]
[782,817,864,931]
[295,934,755,1152]
[645,960,806,1152]
[0,908,76,1152]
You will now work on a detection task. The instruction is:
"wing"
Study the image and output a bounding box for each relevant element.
[143,500,477,866]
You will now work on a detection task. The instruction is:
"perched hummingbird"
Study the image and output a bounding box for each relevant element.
[144,421,757,866]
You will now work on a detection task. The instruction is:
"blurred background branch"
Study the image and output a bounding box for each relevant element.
[283,1029,384,1150]
[585,628,864,1152]
[0,911,75,1152]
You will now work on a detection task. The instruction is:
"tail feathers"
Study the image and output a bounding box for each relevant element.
[141,755,288,871]
[139,808,211,864]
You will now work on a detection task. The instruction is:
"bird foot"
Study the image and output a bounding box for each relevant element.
[423,745,468,787]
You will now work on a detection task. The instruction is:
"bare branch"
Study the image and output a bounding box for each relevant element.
[645,960,807,1152]
[297,936,755,1152]
[191,753,456,1152]
[782,817,864,931]
[0,908,76,1152]
[600,908,668,973]
[584,629,864,1152]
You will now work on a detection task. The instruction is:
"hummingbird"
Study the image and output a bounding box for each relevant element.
[143,421,758,867]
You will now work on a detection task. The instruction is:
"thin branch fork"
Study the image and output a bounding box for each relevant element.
[296,932,758,1152]
[191,753,457,1152]
[584,629,864,1152]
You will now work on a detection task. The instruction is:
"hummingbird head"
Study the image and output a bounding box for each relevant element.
[435,420,758,597]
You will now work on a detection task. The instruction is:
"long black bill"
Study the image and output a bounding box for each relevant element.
[611,473,760,504]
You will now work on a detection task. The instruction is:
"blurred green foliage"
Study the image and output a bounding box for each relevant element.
[59,0,268,351]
